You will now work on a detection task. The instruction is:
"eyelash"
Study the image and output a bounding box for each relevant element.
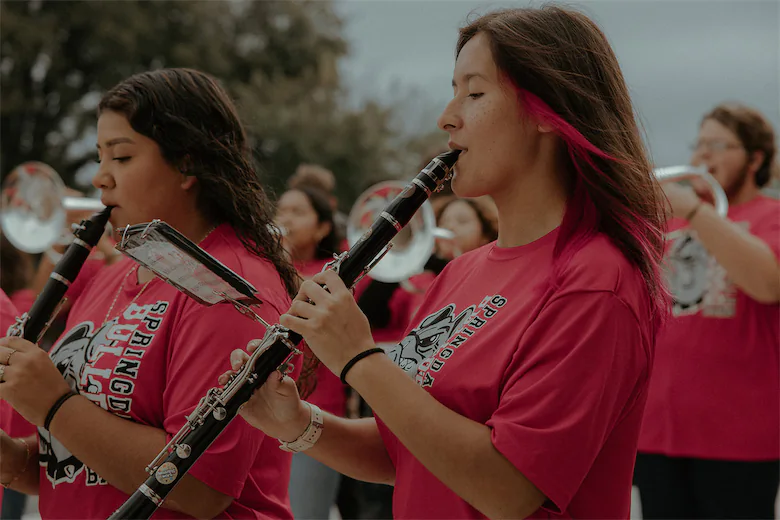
[95,157,131,164]
[468,93,484,99]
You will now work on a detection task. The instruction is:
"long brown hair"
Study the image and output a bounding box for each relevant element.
[458,7,668,312]
[98,68,299,298]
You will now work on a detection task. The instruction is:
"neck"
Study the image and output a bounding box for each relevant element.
[728,180,761,207]
[492,146,569,248]
[291,245,317,265]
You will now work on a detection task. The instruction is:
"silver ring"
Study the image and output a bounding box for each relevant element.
[3,349,15,365]
[0,364,5,383]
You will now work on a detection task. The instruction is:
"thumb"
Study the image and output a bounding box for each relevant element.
[230,349,249,371]
[262,372,300,399]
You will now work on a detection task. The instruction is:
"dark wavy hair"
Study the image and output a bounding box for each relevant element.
[97,68,298,298]
[287,186,341,260]
[0,233,33,297]
[458,7,668,313]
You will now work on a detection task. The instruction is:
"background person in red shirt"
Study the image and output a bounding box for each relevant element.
[635,103,780,519]
[229,6,668,518]
[274,184,348,520]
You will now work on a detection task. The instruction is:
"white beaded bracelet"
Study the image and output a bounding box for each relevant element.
[278,402,324,453]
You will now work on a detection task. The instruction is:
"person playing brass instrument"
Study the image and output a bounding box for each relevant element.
[0,68,299,519]
[635,103,780,519]
[226,6,669,518]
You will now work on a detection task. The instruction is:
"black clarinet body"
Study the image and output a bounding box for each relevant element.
[108,150,460,520]
[10,207,113,343]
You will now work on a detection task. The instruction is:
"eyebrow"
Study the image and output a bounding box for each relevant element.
[96,137,135,149]
[452,72,489,87]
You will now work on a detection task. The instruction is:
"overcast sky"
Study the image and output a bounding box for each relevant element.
[334,0,780,168]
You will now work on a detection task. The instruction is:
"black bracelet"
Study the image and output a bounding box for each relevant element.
[340,347,386,384]
[44,391,78,431]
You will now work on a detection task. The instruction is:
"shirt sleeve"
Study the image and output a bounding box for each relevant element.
[162,297,286,499]
[750,206,780,259]
[486,290,648,513]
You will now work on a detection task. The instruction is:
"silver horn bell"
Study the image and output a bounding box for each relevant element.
[346,181,452,283]
[1,161,105,253]
[653,165,728,217]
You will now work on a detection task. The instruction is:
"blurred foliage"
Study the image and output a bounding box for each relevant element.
[0,0,445,208]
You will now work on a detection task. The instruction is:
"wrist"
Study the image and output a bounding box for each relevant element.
[45,390,78,431]
[278,402,324,453]
[279,401,313,443]
[340,345,385,385]
[0,436,32,488]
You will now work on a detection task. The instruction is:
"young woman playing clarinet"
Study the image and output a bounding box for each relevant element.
[228,6,668,518]
[0,68,299,519]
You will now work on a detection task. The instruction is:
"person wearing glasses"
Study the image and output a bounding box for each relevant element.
[635,103,780,519]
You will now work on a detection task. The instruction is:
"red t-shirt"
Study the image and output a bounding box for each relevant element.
[35,225,295,519]
[294,258,347,417]
[376,229,657,518]
[639,195,780,460]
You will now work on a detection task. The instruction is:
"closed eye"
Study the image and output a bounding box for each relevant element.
[114,157,131,163]
[468,93,484,99]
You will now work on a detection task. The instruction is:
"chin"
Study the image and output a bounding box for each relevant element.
[108,210,137,231]
[451,177,484,199]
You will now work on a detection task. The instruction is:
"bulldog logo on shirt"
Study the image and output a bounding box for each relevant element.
[665,228,737,317]
[39,300,169,487]
[387,304,473,377]
[388,295,508,388]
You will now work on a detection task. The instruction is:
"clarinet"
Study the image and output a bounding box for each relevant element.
[9,207,114,342]
[108,149,460,519]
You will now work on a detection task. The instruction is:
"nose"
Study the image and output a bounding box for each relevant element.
[437,97,462,134]
[276,213,292,229]
[91,161,115,191]
[690,143,712,168]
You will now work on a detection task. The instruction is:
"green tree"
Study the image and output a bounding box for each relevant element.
[1,0,435,208]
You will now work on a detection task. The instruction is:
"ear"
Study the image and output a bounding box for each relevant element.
[177,156,197,190]
[315,221,332,242]
[748,150,765,176]
[180,174,198,191]
[537,123,555,134]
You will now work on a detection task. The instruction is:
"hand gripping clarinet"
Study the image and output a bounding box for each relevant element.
[108,149,460,519]
[8,207,114,342]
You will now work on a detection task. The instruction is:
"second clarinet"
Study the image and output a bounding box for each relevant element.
[108,149,460,519]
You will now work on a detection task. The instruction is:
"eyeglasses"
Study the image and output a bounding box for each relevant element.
[689,140,744,153]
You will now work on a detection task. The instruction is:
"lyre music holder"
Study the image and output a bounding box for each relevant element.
[115,220,270,328]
